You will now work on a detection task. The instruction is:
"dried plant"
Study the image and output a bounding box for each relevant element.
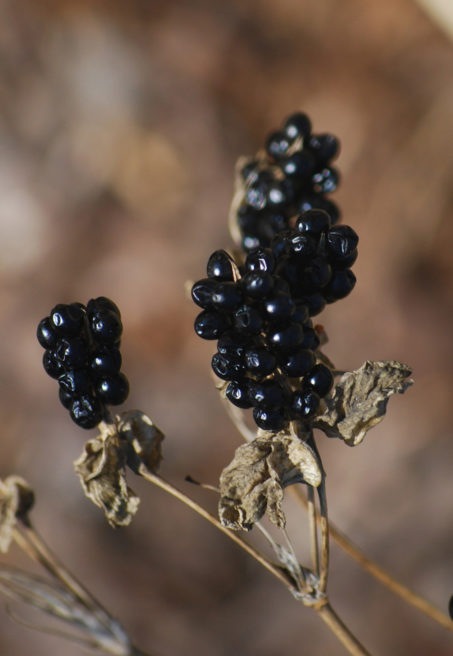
[1,111,452,656]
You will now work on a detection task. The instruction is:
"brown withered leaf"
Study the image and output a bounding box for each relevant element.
[0,476,35,553]
[314,360,413,446]
[219,430,322,531]
[74,430,139,528]
[117,410,165,475]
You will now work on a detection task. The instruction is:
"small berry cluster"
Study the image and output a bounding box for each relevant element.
[236,112,341,251]
[192,207,357,432]
[37,298,129,429]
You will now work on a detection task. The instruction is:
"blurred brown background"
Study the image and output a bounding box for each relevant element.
[0,0,453,654]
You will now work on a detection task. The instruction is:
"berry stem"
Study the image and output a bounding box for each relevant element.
[316,601,372,656]
[306,485,320,576]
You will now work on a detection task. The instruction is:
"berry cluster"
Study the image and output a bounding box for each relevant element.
[37,298,129,429]
[235,111,341,251]
[192,208,357,432]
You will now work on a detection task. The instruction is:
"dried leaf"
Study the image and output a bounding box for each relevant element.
[0,476,34,553]
[219,430,322,531]
[74,431,139,528]
[117,410,165,475]
[314,360,413,446]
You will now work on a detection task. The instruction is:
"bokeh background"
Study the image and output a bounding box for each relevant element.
[0,0,453,654]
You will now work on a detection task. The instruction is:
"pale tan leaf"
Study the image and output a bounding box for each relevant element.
[0,476,34,553]
[116,410,164,475]
[218,430,322,531]
[74,431,139,528]
[314,360,413,446]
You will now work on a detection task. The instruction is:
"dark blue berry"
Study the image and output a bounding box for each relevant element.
[323,269,356,302]
[96,373,129,405]
[292,303,309,324]
[240,161,259,184]
[234,305,263,334]
[326,226,359,264]
[54,338,89,368]
[305,364,334,397]
[298,195,341,225]
[296,209,331,236]
[289,234,317,259]
[249,380,286,408]
[264,293,295,320]
[253,406,286,432]
[211,352,244,381]
[291,389,320,419]
[191,279,218,309]
[245,248,275,274]
[280,348,316,378]
[312,167,339,194]
[265,130,292,160]
[308,134,340,163]
[303,257,332,292]
[43,350,64,379]
[207,250,235,281]
[244,348,277,377]
[245,181,268,210]
[242,272,274,299]
[226,380,253,409]
[300,326,320,350]
[58,386,74,410]
[217,332,250,358]
[87,297,120,317]
[281,150,315,180]
[212,282,243,311]
[70,395,104,429]
[283,112,311,141]
[269,322,304,350]
[59,369,92,396]
[37,317,58,349]
[90,309,122,344]
[194,310,229,340]
[90,347,122,377]
[50,303,85,336]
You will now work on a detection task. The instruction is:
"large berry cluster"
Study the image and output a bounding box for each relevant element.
[192,206,358,432]
[235,111,341,251]
[37,297,129,429]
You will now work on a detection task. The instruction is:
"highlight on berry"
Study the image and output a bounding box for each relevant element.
[37,297,129,429]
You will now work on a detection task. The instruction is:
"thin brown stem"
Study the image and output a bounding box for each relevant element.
[316,601,372,656]
[306,486,319,576]
[317,482,329,594]
[291,486,453,633]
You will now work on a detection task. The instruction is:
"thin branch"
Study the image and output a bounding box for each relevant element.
[306,486,319,576]
[316,601,372,656]
[317,481,329,594]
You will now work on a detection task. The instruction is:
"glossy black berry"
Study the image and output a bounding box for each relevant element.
[280,348,316,378]
[296,209,331,236]
[242,271,274,299]
[249,380,286,408]
[305,364,334,397]
[59,369,92,395]
[234,305,263,334]
[323,269,356,302]
[90,310,122,344]
[70,395,104,429]
[253,406,286,432]
[226,380,253,409]
[264,292,295,320]
[302,294,326,318]
[50,303,85,336]
[90,347,122,377]
[87,297,120,317]
[292,303,309,324]
[217,332,250,358]
[266,181,292,209]
[291,389,320,419]
[300,326,320,350]
[303,257,332,292]
[308,133,340,163]
[244,348,277,377]
[194,310,229,340]
[265,130,292,160]
[207,250,235,281]
[212,282,243,312]
[240,160,259,184]
[191,279,217,309]
[312,167,339,194]
[96,373,129,405]
[37,317,58,349]
[269,322,304,350]
[211,352,244,381]
[43,350,64,379]
[326,226,359,264]
[58,385,74,410]
[283,112,311,141]
[298,195,341,225]
[54,338,89,368]
[288,234,317,259]
[245,248,275,273]
[281,151,315,180]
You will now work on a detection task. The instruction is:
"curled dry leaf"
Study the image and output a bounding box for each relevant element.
[74,430,139,528]
[314,360,413,446]
[117,410,164,475]
[219,429,322,531]
[0,476,35,553]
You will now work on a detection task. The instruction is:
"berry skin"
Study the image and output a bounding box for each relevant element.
[211,352,244,381]
[58,386,74,409]
[54,338,89,368]
[283,112,311,141]
[302,257,332,292]
[249,380,286,408]
[242,271,274,299]
[245,248,275,273]
[207,250,235,281]
[37,317,58,349]
[217,332,250,358]
[265,130,292,160]
[191,279,217,309]
[69,395,104,429]
[226,380,253,409]
[298,195,341,225]
[43,350,65,379]
[87,297,120,317]
[212,282,243,312]
[323,269,356,302]
[296,209,331,236]
[312,167,339,194]
[288,233,317,259]
[291,389,320,419]
[305,363,334,397]
[326,225,359,265]
[194,310,229,340]
[96,373,129,405]
[281,151,315,180]
[264,293,295,320]
[89,309,122,344]
[234,305,263,334]
[90,347,122,377]
[279,348,316,378]
[300,326,320,350]
[244,348,277,377]
[308,133,340,163]
[269,322,304,350]
[253,406,286,432]
[59,369,92,395]
[50,303,85,336]
[302,294,326,318]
